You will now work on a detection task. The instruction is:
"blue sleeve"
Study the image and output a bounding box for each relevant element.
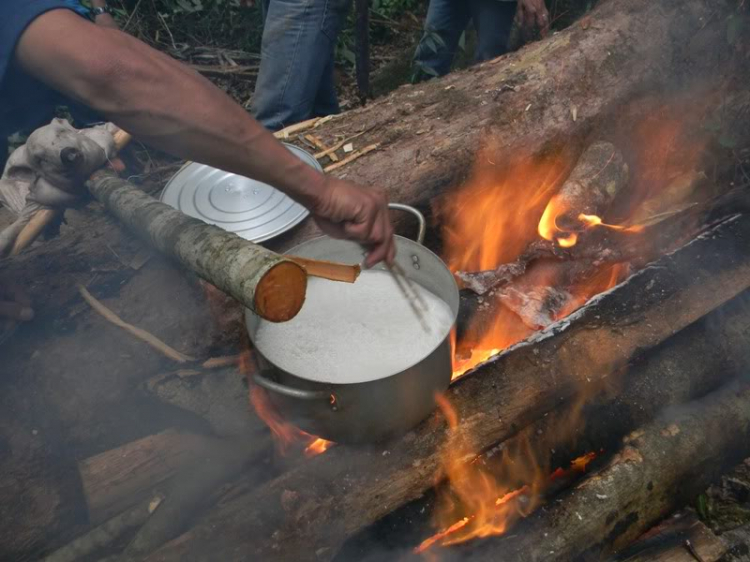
[0,0,90,83]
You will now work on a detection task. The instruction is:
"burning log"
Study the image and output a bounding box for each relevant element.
[144,215,750,562]
[264,0,743,255]
[461,380,750,562]
[86,170,307,323]
[343,289,750,558]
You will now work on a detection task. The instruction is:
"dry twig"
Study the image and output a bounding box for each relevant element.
[324,144,379,173]
[78,285,195,363]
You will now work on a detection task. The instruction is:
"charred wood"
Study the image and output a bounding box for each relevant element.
[460,380,750,562]
[144,209,750,562]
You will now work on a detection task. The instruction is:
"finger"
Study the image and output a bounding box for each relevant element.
[364,239,389,268]
[0,301,34,322]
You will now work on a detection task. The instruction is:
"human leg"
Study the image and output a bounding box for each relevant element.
[413,0,471,79]
[470,0,517,63]
[252,0,349,131]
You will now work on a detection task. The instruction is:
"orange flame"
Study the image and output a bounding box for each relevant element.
[417,395,598,553]
[240,351,333,457]
[434,96,715,551]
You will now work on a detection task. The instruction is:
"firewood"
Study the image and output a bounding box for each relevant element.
[407,294,750,557]
[41,494,164,562]
[78,430,218,525]
[86,170,307,323]
[143,214,750,562]
[611,511,726,562]
[461,380,750,562]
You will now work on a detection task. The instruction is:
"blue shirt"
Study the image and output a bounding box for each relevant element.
[0,1,92,139]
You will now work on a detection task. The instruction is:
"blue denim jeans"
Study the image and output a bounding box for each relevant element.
[414,0,517,79]
[252,0,352,131]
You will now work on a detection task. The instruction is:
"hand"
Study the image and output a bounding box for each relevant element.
[0,283,34,322]
[517,0,550,37]
[311,178,396,268]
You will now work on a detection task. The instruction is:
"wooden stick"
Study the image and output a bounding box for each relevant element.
[273,115,334,140]
[304,134,338,162]
[189,63,258,78]
[324,144,378,173]
[9,129,132,256]
[288,256,361,283]
[201,355,241,369]
[313,131,366,160]
[78,284,196,363]
[9,208,59,256]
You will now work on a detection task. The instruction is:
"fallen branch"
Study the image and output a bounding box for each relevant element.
[78,285,195,363]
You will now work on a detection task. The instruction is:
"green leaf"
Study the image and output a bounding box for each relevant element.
[458,31,466,52]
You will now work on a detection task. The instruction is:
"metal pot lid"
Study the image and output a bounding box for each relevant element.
[160,143,320,243]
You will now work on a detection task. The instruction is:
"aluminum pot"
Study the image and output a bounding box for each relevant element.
[245,204,459,443]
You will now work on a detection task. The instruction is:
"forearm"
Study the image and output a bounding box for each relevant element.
[16,10,327,208]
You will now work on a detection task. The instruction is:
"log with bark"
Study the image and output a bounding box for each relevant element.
[86,170,307,322]
[78,430,223,525]
[459,380,750,562]
[610,511,749,562]
[264,0,744,255]
[143,210,750,562]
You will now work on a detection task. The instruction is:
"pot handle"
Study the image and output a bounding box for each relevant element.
[253,370,337,405]
[389,203,426,245]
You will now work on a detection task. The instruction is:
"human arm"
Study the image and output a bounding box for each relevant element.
[14,10,394,265]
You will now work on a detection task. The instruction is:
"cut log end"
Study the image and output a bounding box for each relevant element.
[254,261,308,322]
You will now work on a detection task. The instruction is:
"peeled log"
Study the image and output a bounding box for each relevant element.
[87,170,306,322]
[462,380,750,562]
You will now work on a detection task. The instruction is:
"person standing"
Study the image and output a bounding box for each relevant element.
[413,0,550,80]
[251,0,353,131]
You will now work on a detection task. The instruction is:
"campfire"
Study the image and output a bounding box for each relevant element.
[5,0,750,561]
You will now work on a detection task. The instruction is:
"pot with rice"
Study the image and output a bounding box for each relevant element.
[247,205,459,443]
